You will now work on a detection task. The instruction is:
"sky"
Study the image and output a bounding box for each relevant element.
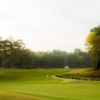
[0,0,100,52]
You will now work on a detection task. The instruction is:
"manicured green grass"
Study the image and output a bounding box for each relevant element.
[0,68,100,100]
[0,68,69,84]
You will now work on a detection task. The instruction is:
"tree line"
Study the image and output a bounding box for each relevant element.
[0,37,91,69]
[0,26,100,69]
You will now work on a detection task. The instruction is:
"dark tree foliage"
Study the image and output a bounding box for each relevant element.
[0,37,91,69]
[34,49,91,68]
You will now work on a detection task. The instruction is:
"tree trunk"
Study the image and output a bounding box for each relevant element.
[95,61,100,70]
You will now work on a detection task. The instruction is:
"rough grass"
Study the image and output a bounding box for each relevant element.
[68,68,100,76]
[0,68,100,100]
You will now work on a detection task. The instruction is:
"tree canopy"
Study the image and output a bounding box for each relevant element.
[0,37,91,69]
[86,26,100,70]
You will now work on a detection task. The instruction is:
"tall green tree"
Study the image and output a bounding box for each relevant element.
[86,26,100,70]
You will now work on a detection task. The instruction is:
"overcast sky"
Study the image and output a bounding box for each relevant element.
[0,0,100,52]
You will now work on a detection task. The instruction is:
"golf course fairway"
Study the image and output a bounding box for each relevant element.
[0,68,100,100]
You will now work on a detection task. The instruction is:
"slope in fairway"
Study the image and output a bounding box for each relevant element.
[0,69,100,100]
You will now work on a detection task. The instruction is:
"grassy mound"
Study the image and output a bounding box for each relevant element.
[56,68,100,81]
